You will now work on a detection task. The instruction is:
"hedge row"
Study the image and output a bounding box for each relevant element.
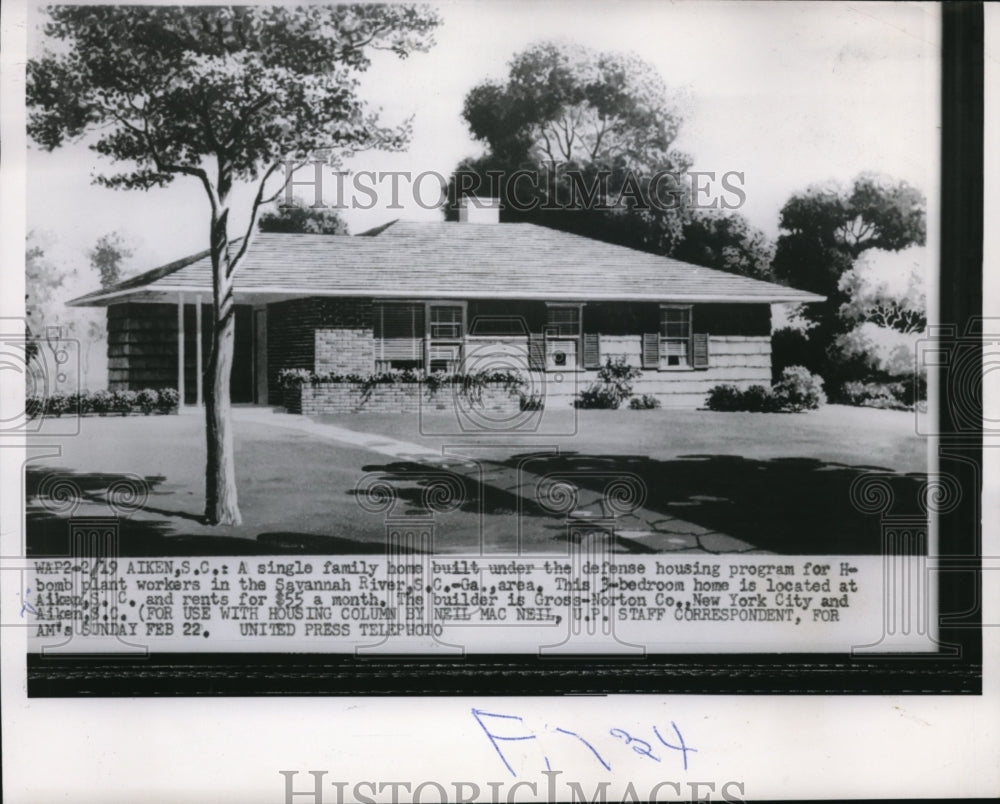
[706,366,826,413]
[27,388,180,418]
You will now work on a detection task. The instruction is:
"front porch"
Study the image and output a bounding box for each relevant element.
[107,297,268,407]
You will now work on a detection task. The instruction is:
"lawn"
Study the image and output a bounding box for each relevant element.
[319,404,927,473]
[26,404,928,556]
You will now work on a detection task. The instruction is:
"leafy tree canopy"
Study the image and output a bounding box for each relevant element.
[772,173,925,333]
[464,41,688,172]
[258,197,349,235]
[446,41,692,256]
[90,232,134,289]
[25,232,64,334]
[773,173,925,293]
[672,211,776,281]
[29,5,441,194]
[838,246,926,334]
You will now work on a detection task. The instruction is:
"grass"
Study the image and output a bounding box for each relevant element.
[318,404,927,474]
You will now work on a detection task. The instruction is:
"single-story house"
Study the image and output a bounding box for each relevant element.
[68,200,823,411]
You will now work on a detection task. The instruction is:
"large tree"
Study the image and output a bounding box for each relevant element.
[838,246,926,335]
[772,173,926,322]
[446,41,692,255]
[769,173,926,385]
[28,5,439,525]
[672,211,776,281]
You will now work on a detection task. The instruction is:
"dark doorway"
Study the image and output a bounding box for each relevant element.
[183,304,255,405]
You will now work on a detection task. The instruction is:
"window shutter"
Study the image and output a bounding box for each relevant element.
[582,333,601,369]
[692,333,710,368]
[642,333,659,369]
[528,334,546,371]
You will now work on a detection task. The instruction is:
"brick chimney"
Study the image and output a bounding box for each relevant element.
[457,197,501,224]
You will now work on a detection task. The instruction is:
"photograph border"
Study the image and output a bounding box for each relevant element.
[24,2,984,698]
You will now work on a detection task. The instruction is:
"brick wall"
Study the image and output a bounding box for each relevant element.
[286,382,520,416]
[315,328,374,375]
[266,297,374,402]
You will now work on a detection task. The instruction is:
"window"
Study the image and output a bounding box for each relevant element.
[546,305,581,337]
[429,305,463,340]
[545,304,582,370]
[660,306,692,367]
[427,304,464,373]
[375,303,424,369]
[467,316,530,337]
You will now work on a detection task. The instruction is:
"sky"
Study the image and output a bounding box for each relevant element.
[24,0,941,281]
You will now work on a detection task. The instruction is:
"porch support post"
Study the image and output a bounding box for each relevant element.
[177,292,185,405]
[195,294,203,407]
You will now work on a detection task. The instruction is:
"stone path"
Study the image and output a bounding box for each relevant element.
[233,407,762,554]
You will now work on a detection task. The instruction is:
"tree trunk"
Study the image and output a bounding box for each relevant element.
[204,195,242,526]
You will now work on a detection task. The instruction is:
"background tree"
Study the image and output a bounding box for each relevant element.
[90,232,134,289]
[446,41,692,255]
[25,232,64,336]
[25,232,64,370]
[672,211,776,281]
[28,5,440,525]
[258,197,349,235]
[838,246,926,334]
[770,173,925,388]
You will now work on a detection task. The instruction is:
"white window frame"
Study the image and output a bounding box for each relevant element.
[373,300,468,372]
[374,301,424,370]
[544,302,584,371]
[659,304,694,371]
[425,301,467,373]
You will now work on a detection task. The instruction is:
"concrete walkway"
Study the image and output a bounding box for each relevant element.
[233,407,760,554]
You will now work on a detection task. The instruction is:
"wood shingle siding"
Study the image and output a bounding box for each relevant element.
[107,303,177,391]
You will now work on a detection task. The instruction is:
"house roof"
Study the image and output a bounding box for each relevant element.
[68,220,825,307]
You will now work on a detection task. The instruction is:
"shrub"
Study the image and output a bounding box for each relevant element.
[628,394,661,410]
[45,393,70,418]
[111,390,136,415]
[772,365,826,412]
[90,389,113,415]
[136,388,159,415]
[576,385,621,409]
[705,384,745,412]
[706,367,824,413]
[840,380,910,410]
[279,367,525,401]
[742,385,781,412]
[576,357,642,409]
[705,383,778,412]
[70,391,92,415]
[278,368,313,388]
[156,388,180,413]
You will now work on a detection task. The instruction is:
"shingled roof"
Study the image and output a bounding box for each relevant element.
[68,220,824,306]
